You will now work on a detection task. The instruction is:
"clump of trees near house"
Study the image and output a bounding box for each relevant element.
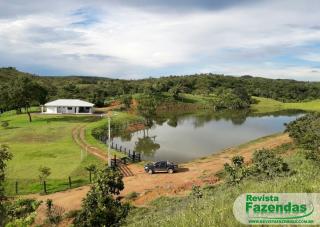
[0,76,47,122]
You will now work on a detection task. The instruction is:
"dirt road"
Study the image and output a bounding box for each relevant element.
[72,124,134,176]
[27,133,291,215]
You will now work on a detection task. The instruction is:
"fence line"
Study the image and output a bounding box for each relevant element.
[110,141,141,162]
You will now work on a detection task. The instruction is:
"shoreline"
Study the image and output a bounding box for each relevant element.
[25,132,292,213]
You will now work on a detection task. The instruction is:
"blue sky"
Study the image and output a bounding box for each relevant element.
[1,0,320,80]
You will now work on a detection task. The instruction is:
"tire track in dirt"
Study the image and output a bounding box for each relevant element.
[72,124,134,177]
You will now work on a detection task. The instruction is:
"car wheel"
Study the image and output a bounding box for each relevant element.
[168,169,174,174]
[148,169,153,174]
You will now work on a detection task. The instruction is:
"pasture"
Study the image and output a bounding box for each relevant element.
[251,97,320,113]
[0,113,105,195]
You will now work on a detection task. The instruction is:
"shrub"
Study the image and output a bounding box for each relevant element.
[5,199,41,226]
[190,185,203,199]
[45,199,64,225]
[6,199,41,219]
[251,149,290,179]
[224,155,247,184]
[74,167,129,227]
[5,212,37,227]
[305,150,320,162]
[285,113,320,151]
[0,144,12,226]
[1,121,9,129]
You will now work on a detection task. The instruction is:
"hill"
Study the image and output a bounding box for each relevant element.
[1,67,320,106]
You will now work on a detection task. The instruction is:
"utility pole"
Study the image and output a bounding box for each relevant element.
[107,111,112,167]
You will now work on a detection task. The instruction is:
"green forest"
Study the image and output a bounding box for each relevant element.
[1,67,320,115]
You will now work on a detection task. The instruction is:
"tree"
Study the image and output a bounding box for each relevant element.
[9,77,47,122]
[38,166,51,184]
[0,84,10,113]
[209,88,250,110]
[0,145,13,226]
[121,95,132,109]
[224,155,247,184]
[137,95,158,127]
[168,83,182,100]
[74,167,129,227]
[251,149,290,179]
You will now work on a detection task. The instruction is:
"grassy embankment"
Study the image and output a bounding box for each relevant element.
[0,110,141,195]
[85,111,144,158]
[251,97,320,113]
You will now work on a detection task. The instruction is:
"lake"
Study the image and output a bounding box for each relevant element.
[112,110,303,163]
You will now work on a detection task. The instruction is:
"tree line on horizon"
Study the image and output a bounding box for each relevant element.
[1,67,320,116]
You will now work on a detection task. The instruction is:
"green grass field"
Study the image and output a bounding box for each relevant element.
[0,111,141,195]
[0,113,106,194]
[251,97,320,113]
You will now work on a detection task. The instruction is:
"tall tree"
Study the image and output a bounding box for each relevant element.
[9,77,47,122]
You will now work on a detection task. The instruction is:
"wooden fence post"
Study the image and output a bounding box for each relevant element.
[69,176,72,189]
[113,155,117,166]
[133,151,136,162]
[43,181,47,194]
[15,181,18,195]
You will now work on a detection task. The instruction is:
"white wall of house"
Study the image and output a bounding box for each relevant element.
[44,106,93,114]
[65,107,76,114]
[46,107,57,114]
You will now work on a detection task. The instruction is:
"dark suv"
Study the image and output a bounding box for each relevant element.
[144,161,178,174]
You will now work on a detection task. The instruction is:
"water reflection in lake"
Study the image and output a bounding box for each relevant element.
[112,110,303,163]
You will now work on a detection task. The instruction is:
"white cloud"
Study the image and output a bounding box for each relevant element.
[299,53,320,63]
[0,0,320,79]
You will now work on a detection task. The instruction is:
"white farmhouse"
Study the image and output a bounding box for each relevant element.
[42,99,94,114]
